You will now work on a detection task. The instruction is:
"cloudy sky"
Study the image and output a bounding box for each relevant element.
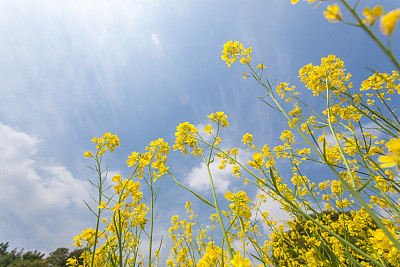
[0,0,399,257]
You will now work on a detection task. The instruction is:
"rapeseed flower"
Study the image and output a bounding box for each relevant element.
[324,4,342,23]
[362,5,384,26]
[173,122,198,156]
[84,151,93,158]
[380,9,400,35]
[231,252,251,267]
[256,63,266,69]
[379,137,400,168]
[242,133,253,146]
[66,258,78,266]
[97,201,107,209]
[221,41,252,67]
[207,111,229,127]
[91,132,120,155]
[225,191,252,220]
[126,151,139,167]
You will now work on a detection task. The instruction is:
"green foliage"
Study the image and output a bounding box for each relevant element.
[44,248,69,267]
[0,242,84,267]
[0,242,23,266]
[21,251,45,262]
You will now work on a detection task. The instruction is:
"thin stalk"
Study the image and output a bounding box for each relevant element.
[148,168,155,267]
[201,152,235,260]
[117,209,123,267]
[142,149,165,266]
[238,216,246,258]
[326,80,357,189]
[90,154,104,267]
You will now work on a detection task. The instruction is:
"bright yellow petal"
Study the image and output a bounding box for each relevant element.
[380,9,400,35]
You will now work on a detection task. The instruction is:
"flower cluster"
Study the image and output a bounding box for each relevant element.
[225,191,252,220]
[207,111,229,128]
[85,132,120,157]
[221,41,252,67]
[298,55,351,96]
[173,122,198,156]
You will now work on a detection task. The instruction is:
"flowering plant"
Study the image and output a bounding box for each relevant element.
[68,1,400,266]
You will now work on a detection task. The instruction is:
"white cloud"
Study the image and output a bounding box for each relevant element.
[252,188,293,235]
[185,157,231,194]
[185,148,251,194]
[0,122,91,253]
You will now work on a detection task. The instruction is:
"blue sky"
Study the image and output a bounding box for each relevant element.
[0,0,399,257]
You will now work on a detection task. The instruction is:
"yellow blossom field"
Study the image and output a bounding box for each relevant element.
[67,1,400,266]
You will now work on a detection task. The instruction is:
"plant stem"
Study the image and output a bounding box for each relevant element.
[202,153,235,260]
[90,155,103,267]
[148,171,155,267]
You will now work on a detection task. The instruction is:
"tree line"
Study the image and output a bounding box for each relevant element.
[0,242,84,267]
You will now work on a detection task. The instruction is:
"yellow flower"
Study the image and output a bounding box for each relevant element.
[225,191,252,220]
[112,174,122,183]
[291,0,300,4]
[203,124,212,134]
[379,137,400,168]
[111,202,123,212]
[362,5,384,26]
[231,148,239,156]
[256,63,266,69]
[66,258,78,266]
[84,151,93,158]
[221,41,252,67]
[173,122,198,156]
[97,201,107,209]
[242,133,253,146]
[207,111,229,127]
[90,133,120,155]
[380,9,400,35]
[126,151,139,167]
[324,4,342,23]
[231,252,251,267]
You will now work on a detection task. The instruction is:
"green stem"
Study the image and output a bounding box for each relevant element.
[90,154,103,267]
[201,152,235,260]
[238,216,246,258]
[148,170,155,267]
[326,79,357,189]
[117,209,123,267]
